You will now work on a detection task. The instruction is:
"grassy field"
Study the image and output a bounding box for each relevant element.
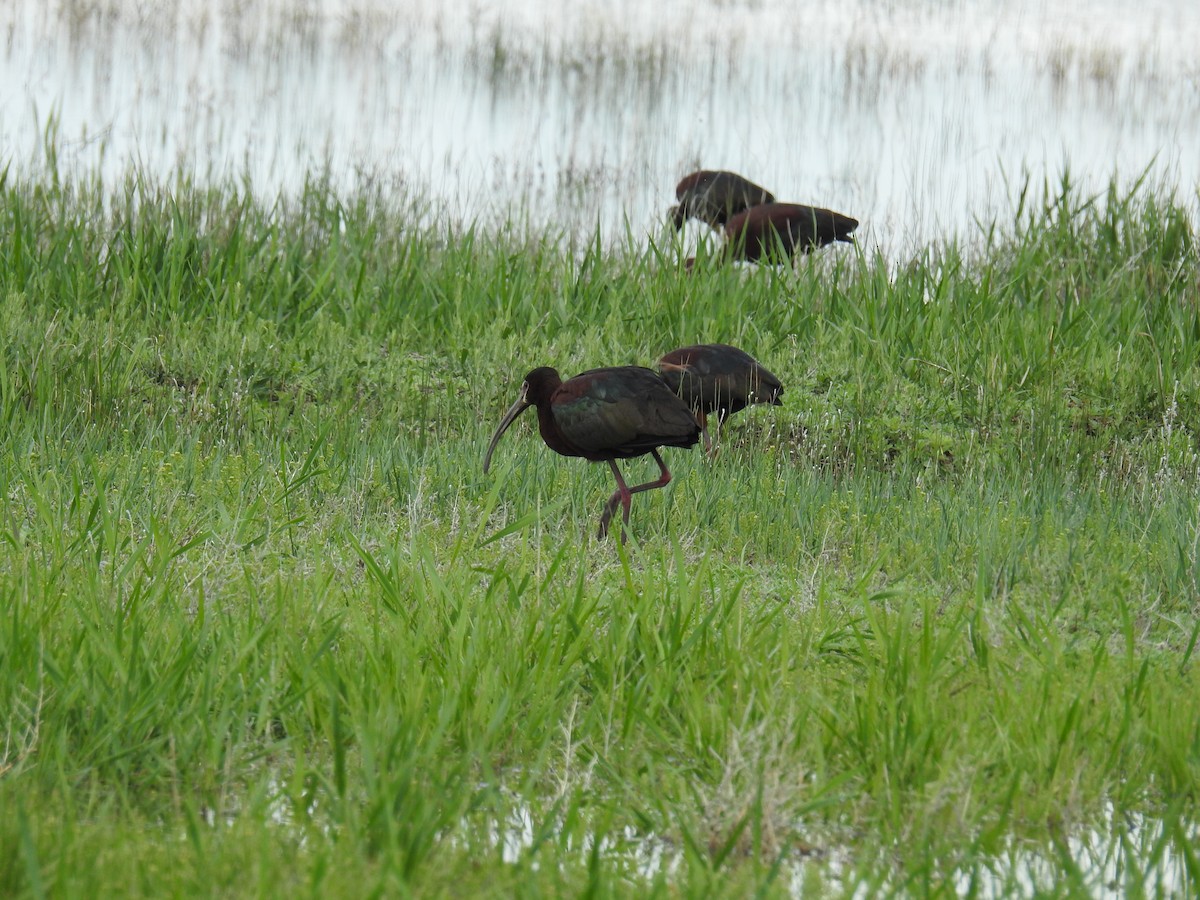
[1,166,1199,897]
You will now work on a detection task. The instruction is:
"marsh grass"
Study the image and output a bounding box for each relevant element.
[1,165,1199,896]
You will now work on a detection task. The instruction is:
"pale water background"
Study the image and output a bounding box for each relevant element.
[3,0,1199,259]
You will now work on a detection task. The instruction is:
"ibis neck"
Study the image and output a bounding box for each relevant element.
[535,402,580,458]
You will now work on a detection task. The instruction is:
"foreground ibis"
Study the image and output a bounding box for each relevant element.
[657,344,784,452]
[483,366,701,538]
[669,170,775,231]
[723,202,859,262]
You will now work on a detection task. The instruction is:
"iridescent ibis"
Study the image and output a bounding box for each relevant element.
[657,344,783,452]
[669,170,775,231]
[483,366,701,538]
[723,202,859,262]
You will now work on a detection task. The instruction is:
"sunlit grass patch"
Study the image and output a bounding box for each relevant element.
[1,165,1199,895]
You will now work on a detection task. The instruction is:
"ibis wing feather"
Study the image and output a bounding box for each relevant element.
[553,367,698,457]
[673,170,776,229]
[658,344,783,416]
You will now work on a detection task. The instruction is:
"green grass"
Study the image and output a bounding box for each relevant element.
[1,165,1199,897]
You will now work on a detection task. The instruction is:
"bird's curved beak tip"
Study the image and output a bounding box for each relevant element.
[483,394,532,474]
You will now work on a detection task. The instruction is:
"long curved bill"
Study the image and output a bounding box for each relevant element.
[482,385,531,474]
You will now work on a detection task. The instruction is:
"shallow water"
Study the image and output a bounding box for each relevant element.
[3,1,1198,257]
[470,798,1196,897]
[202,773,1199,895]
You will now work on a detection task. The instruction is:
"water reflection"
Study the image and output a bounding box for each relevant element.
[472,798,1196,896]
[2,0,1198,257]
[237,774,1198,896]
[951,804,1198,899]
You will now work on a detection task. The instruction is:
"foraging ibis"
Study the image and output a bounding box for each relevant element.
[657,344,783,452]
[669,170,775,231]
[723,202,858,262]
[483,366,701,538]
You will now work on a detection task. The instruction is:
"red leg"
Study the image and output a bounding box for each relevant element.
[624,450,673,499]
[599,460,632,538]
[598,451,676,539]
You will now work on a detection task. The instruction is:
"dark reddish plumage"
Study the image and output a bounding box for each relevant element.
[657,344,783,451]
[669,170,775,231]
[723,202,858,262]
[483,366,700,538]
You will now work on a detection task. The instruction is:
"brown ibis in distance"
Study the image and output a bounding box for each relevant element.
[483,366,701,538]
[657,344,784,452]
[669,170,775,231]
[722,202,859,262]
